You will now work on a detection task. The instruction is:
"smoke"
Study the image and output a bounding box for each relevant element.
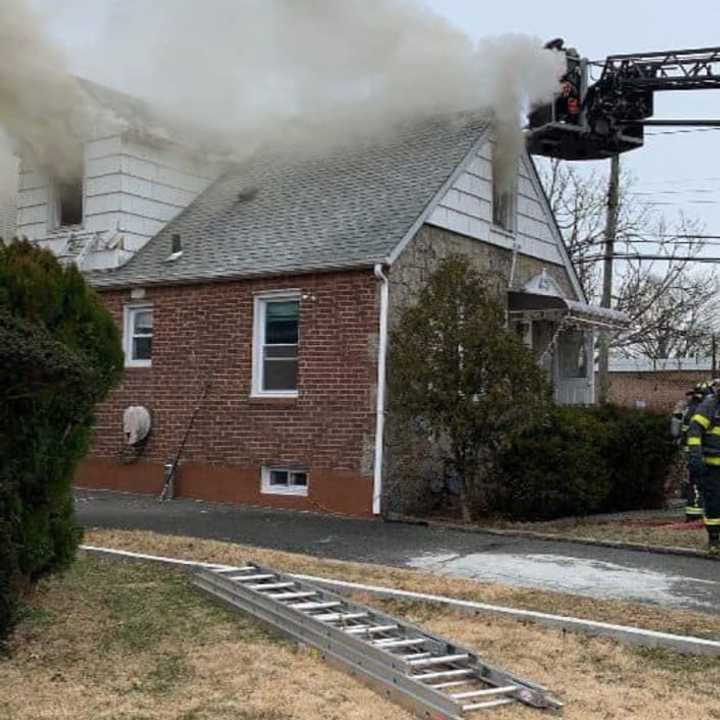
[0,0,96,177]
[97,1,563,170]
[0,0,564,184]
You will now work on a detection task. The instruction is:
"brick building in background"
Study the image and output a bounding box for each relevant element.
[8,80,628,516]
[606,357,714,412]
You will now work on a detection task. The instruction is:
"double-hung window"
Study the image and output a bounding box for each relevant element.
[253,294,300,396]
[124,305,153,367]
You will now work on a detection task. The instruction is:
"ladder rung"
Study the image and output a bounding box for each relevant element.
[247,582,296,590]
[404,652,433,661]
[407,653,469,668]
[313,612,368,622]
[462,698,515,711]
[429,680,472,689]
[345,624,398,635]
[215,566,255,574]
[373,638,426,648]
[289,601,342,610]
[272,591,317,600]
[452,686,518,700]
[413,669,474,681]
[233,573,276,582]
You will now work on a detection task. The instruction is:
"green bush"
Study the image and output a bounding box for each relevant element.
[0,240,123,642]
[492,405,677,521]
[593,405,674,512]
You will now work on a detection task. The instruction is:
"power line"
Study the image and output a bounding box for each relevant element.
[630,189,719,196]
[578,254,720,263]
[646,126,720,136]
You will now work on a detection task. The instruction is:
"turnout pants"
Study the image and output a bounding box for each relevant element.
[701,465,720,540]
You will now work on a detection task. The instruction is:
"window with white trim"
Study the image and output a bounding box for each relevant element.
[52,178,84,228]
[253,294,300,396]
[124,305,154,367]
[261,466,308,496]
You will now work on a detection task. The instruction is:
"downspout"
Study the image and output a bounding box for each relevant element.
[372,263,389,516]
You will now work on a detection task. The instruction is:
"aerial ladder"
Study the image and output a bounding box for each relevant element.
[527,42,720,160]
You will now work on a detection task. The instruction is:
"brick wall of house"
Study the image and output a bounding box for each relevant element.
[606,371,709,412]
[77,269,380,515]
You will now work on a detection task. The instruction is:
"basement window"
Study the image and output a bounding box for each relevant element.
[252,293,300,397]
[54,179,84,228]
[261,466,309,496]
[124,305,154,367]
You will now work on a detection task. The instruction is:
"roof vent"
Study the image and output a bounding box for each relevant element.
[164,233,183,263]
[237,186,259,202]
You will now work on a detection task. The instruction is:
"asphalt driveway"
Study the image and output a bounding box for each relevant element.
[75,489,720,614]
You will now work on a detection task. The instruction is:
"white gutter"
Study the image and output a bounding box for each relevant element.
[372,263,390,515]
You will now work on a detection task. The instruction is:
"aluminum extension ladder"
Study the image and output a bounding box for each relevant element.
[194,563,563,719]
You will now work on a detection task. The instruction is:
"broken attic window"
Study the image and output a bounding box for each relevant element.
[55,179,83,227]
[492,180,514,231]
[491,153,515,231]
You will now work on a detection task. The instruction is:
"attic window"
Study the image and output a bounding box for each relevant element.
[491,155,515,232]
[55,179,83,227]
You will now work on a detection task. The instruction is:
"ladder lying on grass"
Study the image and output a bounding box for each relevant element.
[194,563,563,719]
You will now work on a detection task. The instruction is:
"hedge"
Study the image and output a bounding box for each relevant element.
[491,404,677,521]
[0,240,123,642]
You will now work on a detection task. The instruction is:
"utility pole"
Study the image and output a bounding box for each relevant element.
[597,153,620,404]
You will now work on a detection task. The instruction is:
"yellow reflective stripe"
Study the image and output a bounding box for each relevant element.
[692,414,711,429]
[711,427,720,437]
[704,518,720,526]
[687,437,702,446]
[704,456,720,465]
[686,508,704,516]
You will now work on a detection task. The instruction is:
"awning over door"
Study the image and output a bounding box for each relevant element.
[508,291,630,329]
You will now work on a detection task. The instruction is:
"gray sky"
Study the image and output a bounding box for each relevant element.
[31,0,720,235]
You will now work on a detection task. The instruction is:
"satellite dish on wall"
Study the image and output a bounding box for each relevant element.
[123,406,151,446]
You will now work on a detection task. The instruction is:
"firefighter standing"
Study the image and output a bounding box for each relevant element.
[686,388,720,552]
[680,384,709,521]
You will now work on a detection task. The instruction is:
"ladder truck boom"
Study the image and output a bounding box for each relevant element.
[527,42,720,160]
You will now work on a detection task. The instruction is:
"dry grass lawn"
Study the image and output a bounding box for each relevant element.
[1,548,719,720]
[85,528,720,640]
[1,556,408,720]
[484,516,708,553]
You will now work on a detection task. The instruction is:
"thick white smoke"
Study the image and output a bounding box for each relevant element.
[0,0,96,176]
[97,1,564,173]
[1,0,565,186]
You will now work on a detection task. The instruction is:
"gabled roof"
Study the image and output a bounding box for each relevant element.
[88,116,488,288]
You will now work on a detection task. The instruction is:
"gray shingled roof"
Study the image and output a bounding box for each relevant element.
[89,116,488,288]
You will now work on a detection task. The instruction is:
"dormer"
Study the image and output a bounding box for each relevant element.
[13,79,223,271]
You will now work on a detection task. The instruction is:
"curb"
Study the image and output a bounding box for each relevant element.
[384,513,718,562]
[80,544,720,657]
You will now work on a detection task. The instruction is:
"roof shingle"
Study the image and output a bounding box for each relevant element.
[88,115,488,288]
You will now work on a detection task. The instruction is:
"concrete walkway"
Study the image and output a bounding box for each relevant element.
[75,489,720,614]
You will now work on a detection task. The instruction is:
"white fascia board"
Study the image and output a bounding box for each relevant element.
[385,129,491,266]
[522,152,586,302]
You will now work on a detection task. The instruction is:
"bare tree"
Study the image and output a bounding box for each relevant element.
[539,159,718,359]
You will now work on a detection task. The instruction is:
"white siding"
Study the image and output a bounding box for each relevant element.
[0,198,16,240]
[15,133,220,267]
[427,141,566,267]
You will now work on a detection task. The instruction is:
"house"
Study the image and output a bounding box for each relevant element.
[8,80,627,517]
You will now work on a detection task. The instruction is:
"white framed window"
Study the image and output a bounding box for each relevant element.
[123,305,154,367]
[261,466,309,496]
[511,320,533,349]
[252,292,300,397]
